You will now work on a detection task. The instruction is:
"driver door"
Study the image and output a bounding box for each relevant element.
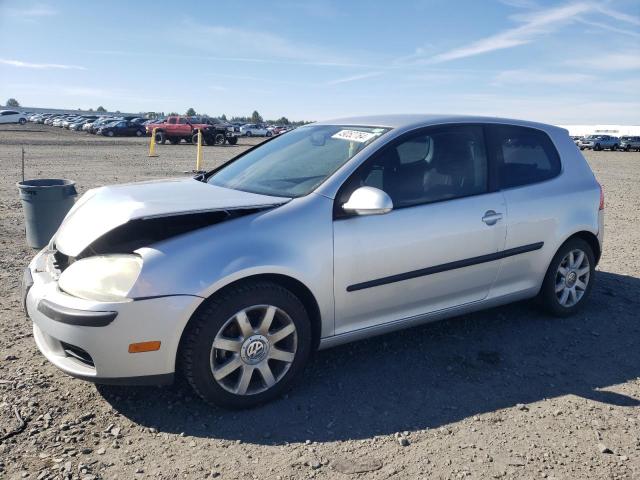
[333,124,507,335]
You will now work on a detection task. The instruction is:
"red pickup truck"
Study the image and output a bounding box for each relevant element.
[147,116,238,145]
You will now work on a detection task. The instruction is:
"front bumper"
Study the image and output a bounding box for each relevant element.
[24,250,202,385]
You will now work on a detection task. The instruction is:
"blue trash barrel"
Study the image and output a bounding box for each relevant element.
[17,179,77,249]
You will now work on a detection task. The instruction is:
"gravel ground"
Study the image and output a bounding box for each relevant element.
[0,124,639,480]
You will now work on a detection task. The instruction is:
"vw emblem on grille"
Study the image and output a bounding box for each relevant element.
[240,335,269,364]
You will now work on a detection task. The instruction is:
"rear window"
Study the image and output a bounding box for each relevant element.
[488,125,561,189]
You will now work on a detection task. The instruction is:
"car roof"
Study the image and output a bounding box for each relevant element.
[314,114,565,134]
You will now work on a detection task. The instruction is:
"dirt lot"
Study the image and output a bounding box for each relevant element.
[0,123,639,480]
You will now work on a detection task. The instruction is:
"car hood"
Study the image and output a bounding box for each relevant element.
[54,178,289,256]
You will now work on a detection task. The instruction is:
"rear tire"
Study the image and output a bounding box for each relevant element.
[19,118,26,125]
[538,238,595,317]
[245,131,252,137]
[227,136,238,145]
[180,281,312,409]
[214,133,225,145]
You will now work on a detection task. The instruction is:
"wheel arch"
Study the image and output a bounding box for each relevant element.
[176,273,323,369]
[566,230,601,265]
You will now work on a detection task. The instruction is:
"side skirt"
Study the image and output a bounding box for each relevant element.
[318,288,539,351]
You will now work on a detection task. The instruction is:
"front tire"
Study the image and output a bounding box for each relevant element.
[214,133,225,145]
[19,118,26,125]
[538,238,595,317]
[155,131,166,144]
[180,281,312,409]
[245,131,252,137]
[227,136,238,145]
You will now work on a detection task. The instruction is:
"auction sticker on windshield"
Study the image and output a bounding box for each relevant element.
[332,129,378,143]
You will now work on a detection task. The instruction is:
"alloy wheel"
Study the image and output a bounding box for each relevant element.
[210,305,297,396]
[555,249,590,307]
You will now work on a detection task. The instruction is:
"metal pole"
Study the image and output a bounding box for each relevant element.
[196,129,203,171]
[21,147,25,182]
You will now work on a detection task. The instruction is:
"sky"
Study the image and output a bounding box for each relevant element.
[0,0,638,124]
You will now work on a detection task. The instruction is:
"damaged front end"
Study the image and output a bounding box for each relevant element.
[49,178,290,270]
[77,207,267,259]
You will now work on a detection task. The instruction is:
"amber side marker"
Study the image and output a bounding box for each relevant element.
[128,341,161,353]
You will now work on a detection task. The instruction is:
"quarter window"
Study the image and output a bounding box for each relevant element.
[488,125,561,189]
[341,125,488,209]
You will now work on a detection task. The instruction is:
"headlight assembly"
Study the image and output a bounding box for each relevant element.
[58,255,142,302]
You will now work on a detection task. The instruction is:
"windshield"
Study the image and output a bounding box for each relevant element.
[208,124,390,197]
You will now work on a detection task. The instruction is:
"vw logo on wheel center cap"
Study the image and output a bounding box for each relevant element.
[566,270,577,287]
[241,335,269,364]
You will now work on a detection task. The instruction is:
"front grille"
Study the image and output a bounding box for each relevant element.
[60,342,94,367]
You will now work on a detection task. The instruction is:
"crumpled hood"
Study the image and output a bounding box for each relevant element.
[54,178,289,256]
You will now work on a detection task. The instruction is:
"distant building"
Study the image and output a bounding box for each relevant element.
[559,125,640,137]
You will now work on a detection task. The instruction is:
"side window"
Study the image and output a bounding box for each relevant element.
[340,125,488,209]
[168,117,177,125]
[488,125,561,189]
[178,118,188,124]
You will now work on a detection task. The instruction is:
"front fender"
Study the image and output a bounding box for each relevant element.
[129,194,336,337]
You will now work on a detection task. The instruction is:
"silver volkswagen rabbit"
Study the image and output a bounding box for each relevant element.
[24,115,603,408]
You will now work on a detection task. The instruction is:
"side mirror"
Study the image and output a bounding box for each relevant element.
[342,186,393,216]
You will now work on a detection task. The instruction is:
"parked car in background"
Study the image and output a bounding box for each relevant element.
[0,110,28,124]
[37,114,55,124]
[44,115,62,125]
[69,117,99,131]
[240,124,273,137]
[579,135,619,151]
[87,117,120,133]
[98,120,146,137]
[148,115,238,145]
[571,136,582,146]
[63,117,84,129]
[24,114,603,408]
[619,136,640,152]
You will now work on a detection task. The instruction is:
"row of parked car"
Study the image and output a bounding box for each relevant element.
[22,112,294,143]
[27,112,151,137]
[572,135,640,152]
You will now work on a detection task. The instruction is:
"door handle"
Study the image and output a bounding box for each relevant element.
[482,210,503,226]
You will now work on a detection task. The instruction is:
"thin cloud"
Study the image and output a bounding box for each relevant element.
[86,49,374,68]
[429,2,593,63]
[0,58,86,70]
[498,0,538,8]
[181,21,362,68]
[493,69,595,85]
[326,72,383,85]
[568,52,640,71]
[4,3,56,17]
[595,5,640,26]
[578,18,640,38]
